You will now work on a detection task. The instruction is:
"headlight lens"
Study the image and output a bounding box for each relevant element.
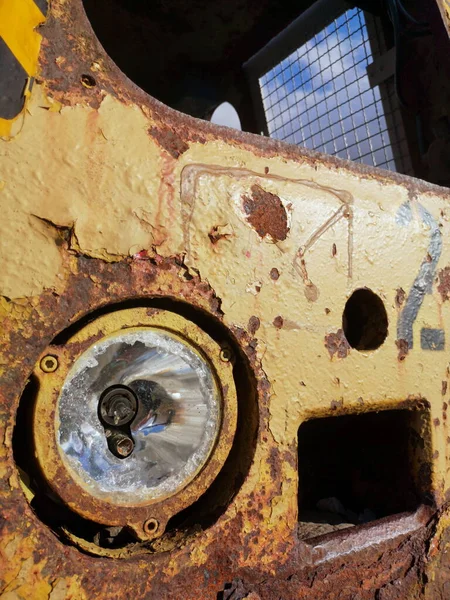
[57,328,220,505]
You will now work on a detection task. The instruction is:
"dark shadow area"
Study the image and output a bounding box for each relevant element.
[81,0,315,127]
[297,407,432,541]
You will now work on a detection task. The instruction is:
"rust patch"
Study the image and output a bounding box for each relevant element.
[248,316,260,336]
[442,381,448,396]
[434,418,441,427]
[304,283,319,303]
[147,125,207,160]
[242,185,288,242]
[331,243,337,257]
[438,267,450,302]
[324,329,350,359]
[148,126,189,159]
[396,338,409,361]
[268,447,279,481]
[270,267,280,281]
[395,287,406,308]
[273,316,284,329]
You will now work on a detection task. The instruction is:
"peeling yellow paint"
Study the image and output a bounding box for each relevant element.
[2,5,450,589]
[48,577,87,600]
[2,82,450,490]
[189,545,209,566]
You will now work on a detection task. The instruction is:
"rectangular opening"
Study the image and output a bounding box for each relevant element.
[297,406,432,542]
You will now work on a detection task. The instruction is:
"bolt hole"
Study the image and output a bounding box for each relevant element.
[143,518,158,535]
[342,288,388,351]
[81,74,96,88]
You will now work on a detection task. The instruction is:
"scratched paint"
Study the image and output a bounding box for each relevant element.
[2,94,450,463]
[396,201,443,350]
[2,0,450,596]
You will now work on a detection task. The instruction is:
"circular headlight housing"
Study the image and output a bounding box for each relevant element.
[32,308,237,540]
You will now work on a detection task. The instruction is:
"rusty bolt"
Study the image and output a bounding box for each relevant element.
[143,518,159,536]
[40,355,58,373]
[220,348,233,362]
[106,430,134,458]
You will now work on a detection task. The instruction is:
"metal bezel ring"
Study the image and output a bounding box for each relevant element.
[32,307,237,541]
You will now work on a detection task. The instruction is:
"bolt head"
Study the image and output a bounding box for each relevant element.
[116,437,134,457]
[143,518,159,535]
[40,355,58,373]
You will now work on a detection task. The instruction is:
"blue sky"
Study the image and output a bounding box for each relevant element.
[259,7,404,172]
[211,102,242,130]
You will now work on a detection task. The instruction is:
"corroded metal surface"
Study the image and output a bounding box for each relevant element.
[1,0,450,598]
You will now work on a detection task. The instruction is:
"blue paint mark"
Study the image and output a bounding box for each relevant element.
[396,201,442,350]
[420,328,445,351]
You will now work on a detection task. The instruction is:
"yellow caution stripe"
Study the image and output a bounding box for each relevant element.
[0,0,47,137]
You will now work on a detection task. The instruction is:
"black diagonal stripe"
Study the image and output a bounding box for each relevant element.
[33,0,48,15]
[0,37,28,120]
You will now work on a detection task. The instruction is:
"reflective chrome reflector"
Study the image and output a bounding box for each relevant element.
[57,328,220,505]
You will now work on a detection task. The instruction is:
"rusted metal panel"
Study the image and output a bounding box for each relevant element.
[1,1,450,598]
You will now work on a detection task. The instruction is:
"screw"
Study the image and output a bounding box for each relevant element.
[143,518,159,536]
[40,355,58,373]
[220,348,233,362]
[106,430,134,458]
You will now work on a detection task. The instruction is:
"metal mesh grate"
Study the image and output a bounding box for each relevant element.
[259,7,412,174]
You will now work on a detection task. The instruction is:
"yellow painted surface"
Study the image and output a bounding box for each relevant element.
[0,0,45,75]
[2,85,450,482]
[437,0,450,35]
[1,2,450,592]
[0,0,46,137]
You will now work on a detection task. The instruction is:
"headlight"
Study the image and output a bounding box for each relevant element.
[58,328,220,504]
[30,308,237,543]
